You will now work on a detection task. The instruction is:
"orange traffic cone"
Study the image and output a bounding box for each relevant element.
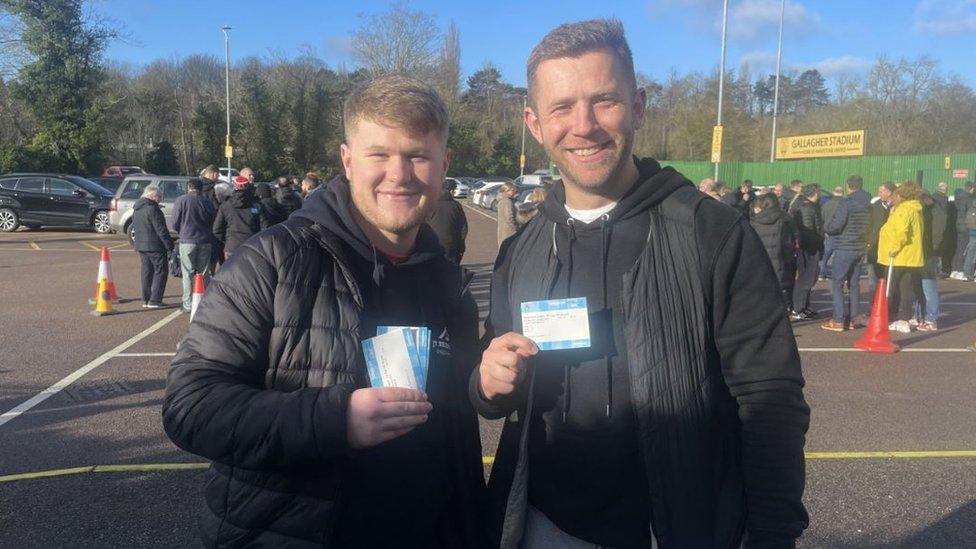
[89,247,122,304]
[854,274,900,353]
[190,273,206,320]
[91,277,117,317]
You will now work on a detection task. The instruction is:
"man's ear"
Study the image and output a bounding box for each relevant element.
[525,104,544,145]
[340,143,353,180]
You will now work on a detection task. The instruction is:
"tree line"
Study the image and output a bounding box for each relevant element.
[2,1,975,180]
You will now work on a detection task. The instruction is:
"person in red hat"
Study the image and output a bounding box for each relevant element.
[212,175,268,258]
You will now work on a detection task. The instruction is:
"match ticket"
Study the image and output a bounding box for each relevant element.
[362,328,421,390]
[377,326,430,390]
[520,297,592,351]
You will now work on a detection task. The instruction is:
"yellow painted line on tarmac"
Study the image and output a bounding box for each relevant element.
[93,463,210,473]
[107,243,129,250]
[79,241,100,251]
[28,241,40,250]
[0,463,209,483]
[6,451,976,484]
[0,466,94,482]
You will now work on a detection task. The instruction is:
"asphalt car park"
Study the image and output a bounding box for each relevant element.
[0,206,975,547]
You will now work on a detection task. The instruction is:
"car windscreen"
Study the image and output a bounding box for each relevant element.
[66,176,113,196]
[120,167,144,175]
[120,179,154,199]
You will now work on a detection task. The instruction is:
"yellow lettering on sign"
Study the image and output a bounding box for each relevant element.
[711,125,723,163]
[776,130,865,160]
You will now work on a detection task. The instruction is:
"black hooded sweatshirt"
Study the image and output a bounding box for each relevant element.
[291,177,479,547]
[213,186,267,255]
[517,158,690,548]
[474,158,808,548]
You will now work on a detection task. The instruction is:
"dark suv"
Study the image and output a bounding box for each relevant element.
[0,173,115,233]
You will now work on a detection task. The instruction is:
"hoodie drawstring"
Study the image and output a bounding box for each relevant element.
[600,213,612,418]
[562,218,577,424]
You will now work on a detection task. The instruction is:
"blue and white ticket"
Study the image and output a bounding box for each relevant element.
[377,326,429,390]
[362,329,421,390]
[520,297,591,351]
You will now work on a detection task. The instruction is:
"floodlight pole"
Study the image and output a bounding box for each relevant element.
[714,0,729,180]
[770,0,785,162]
[221,26,233,175]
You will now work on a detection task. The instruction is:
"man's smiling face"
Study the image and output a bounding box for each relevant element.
[525,48,645,194]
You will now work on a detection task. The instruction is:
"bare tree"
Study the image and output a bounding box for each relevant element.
[351,4,439,77]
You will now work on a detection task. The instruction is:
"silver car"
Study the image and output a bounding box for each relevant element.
[109,175,194,242]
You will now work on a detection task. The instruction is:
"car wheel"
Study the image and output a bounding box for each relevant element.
[0,208,19,232]
[489,199,497,211]
[126,223,135,245]
[92,210,112,233]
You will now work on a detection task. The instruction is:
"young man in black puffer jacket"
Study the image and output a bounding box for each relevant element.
[790,183,823,320]
[163,76,487,549]
[750,193,796,306]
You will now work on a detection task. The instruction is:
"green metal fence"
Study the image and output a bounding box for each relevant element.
[661,154,976,194]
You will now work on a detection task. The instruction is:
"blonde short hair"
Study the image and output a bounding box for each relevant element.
[343,74,448,143]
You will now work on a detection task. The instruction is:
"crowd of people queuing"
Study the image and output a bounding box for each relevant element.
[698,175,976,333]
[131,166,313,312]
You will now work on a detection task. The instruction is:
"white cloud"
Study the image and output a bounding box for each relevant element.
[729,0,821,39]
[795,55,873,78]
[647,0,821,40]
[914,0,976,35]
[739,50,777,72]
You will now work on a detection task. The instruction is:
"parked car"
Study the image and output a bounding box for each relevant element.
[87,176,125,194]
[515,184,544,206]
[446,177,469,198]
[109,175,194,243]
[97,166,151,193]
[218,167,239,183]
[0,173,115,233]
[471,177,514,208]
[102,166,147,178]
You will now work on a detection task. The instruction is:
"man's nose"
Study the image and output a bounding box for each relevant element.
[388,156,412,183]
[570,104,600,137]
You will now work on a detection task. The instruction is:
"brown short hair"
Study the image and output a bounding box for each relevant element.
[896,181,923,201]
[527,19,635,104]
[342,74,448,143]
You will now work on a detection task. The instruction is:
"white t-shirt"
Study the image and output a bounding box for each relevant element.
[564,202,618,224]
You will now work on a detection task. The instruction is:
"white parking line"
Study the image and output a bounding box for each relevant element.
[0,310,183,429]
[799,348,972,353]
[462,202,497,221]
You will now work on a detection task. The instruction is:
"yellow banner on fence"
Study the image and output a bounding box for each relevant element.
[776,130,864,160]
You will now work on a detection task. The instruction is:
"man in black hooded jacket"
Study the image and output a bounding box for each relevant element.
[212,177,269,256]
[163,75,486,548]
[471,19,808,549]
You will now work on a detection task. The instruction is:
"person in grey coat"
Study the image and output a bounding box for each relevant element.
[496,183,519,248]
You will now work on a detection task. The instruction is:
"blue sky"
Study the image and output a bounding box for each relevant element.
[97,0,976,89]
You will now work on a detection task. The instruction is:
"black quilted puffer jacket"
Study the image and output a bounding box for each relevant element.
[163,177,487,548]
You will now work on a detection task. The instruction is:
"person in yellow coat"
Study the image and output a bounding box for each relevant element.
[878,181,925,333]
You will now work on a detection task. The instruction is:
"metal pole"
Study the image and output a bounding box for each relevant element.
[519,95,527,177]
[714,0,729,180]
[770,0,785,163]
[222,26,232,175]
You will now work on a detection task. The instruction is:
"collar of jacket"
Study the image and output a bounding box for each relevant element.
[301,222,366,310]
